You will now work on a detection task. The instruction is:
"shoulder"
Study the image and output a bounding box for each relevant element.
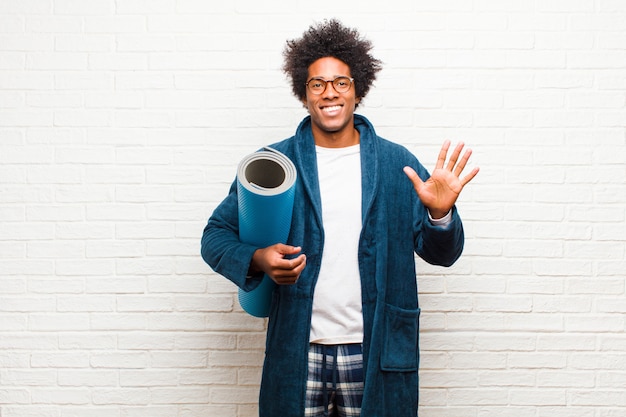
[266,136,295,152]
[356,114,418,163]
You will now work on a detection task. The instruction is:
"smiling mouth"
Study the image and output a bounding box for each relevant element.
[321,105,342,113]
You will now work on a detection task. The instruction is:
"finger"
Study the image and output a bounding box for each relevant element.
[274,275,298,285]
[403,166,424,193]
[460,166,480,187]
[445,142,465,172]
[435,140,451,170]
[275,243,302,255]
[292,255,306,275]
[273,255,306,285]
[453,148,472,177]
[287,254,306,270]
[275,253,306,272]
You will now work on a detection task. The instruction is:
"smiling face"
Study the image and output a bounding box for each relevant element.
[303,57,361,148]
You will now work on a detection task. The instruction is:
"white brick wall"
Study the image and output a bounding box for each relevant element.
[1,1,625,416]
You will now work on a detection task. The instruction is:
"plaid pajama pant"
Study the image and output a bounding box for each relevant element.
[305,343,364,417]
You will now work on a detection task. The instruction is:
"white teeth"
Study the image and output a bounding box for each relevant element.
[322,105,341,112]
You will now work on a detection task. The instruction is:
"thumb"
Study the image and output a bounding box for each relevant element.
[275,243,302,255]
[403,166,424,193]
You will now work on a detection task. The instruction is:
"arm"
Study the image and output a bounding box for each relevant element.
[200,181,262,291]
[415,205,465,267]
[405,141,479,266]
[201,181,306,289]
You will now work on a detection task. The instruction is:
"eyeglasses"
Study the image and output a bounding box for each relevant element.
[305,76,354,95]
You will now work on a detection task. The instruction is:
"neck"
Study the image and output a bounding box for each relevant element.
[312,123,360,148]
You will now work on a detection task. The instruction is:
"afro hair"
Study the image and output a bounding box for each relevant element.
[282,19,383,107]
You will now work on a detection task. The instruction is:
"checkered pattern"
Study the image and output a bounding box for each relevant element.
[305,343,364,417]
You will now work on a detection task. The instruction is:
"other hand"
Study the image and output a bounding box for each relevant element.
[250,243,306,285]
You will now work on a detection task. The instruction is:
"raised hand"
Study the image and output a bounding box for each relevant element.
[403,140,479,219]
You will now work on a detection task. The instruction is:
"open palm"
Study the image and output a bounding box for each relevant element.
[404,140,479,219]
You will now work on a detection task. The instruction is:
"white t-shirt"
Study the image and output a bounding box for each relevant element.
[310,144,364,345]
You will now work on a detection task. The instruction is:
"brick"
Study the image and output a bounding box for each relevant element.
[237,367,263,386]
[509,389,566,406]
[115,258,175,275]
[54,0,115,15]
[121,406,180,417]
[117,333,175,350]
[57,295,115,312]
[173,295,233,312]
[92,388,151,405]
[0,15,25,32]
[85,204,146,221]
[55,72,113,90]
[31,352,89,369]
[0,352,30,367]
[119,370,180,387]
[27,241,84,258]
[29,313,90,331]
[0,260,54,275]
[537,334,596,352]
[538,0,594,12]
[537,371,595,388]
[86,92,144,109]
[54,110,112,127]
[58,333,117,350]
[150,351,208,368]
[116,295,174,312]
[90,313,148,331]
[62,408,120,417]
[508,353,567,369]
[420,370,477,388]
[55,259,115,276]
[0,0,51,13]
[85,240,145,258]
[148,276,207,293]
[28,278,84,294]
[55,34,112,52]
[209,387,258,405]
[31,387,92,405]
[26,53,87,70]
[0,314,27,331]
[0,296,55,312]
[537,408,595,417]
[151,387,210,404]
[27,16,82,33]
[147,313,206,331]
[90,352,149,369]
[447,388,509,406]
[0,388,33,404]
[570,390,626,406]
[478,370,535,387]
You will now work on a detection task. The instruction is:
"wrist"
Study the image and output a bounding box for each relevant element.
[428,209,448,220]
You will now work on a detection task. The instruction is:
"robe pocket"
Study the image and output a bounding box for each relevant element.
[380,303,420,372]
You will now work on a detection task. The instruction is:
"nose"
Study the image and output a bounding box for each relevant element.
[320,80,339,97]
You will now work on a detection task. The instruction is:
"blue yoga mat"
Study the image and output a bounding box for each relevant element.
[237,147,297,317]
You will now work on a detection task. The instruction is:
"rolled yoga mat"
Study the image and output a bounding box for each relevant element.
[237,147,297,317]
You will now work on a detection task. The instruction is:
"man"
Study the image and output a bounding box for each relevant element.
[201,19,479,417]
